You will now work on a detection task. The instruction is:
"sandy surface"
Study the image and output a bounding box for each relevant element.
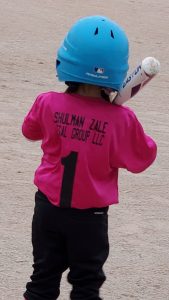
[0,0,169,299]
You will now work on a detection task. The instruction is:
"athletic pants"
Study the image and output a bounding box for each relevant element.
[24,190,109,300]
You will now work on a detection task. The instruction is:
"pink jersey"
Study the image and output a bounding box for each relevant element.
[22,92,157,209]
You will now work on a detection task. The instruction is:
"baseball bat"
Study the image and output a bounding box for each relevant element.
[110,57,160,105]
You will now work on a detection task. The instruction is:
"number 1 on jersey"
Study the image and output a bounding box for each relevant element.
[60,151,78,207]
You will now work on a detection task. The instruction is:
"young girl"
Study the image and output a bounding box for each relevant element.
[22,15,157,300]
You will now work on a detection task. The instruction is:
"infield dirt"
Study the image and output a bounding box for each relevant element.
[0,1,169,299]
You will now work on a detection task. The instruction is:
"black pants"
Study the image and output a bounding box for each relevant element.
[24,190,109,300]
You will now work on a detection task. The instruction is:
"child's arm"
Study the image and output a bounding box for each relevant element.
[22,95,43,141]
[111,110,157,173]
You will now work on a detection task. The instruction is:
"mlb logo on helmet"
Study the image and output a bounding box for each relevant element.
[95,67,104,74]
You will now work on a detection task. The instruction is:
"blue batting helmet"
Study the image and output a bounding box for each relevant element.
[56,15,129,91]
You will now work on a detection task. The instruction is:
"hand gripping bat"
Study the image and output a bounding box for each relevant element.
[110,57,160,105]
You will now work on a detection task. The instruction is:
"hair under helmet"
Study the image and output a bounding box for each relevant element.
[56,15,129,91]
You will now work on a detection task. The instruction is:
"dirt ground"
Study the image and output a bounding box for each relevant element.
[0,0,169,299]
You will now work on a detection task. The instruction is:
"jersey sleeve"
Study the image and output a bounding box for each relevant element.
[110,110,157,173]
[22,95,44,141]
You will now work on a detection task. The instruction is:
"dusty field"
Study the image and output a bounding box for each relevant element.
[0,0,169,299]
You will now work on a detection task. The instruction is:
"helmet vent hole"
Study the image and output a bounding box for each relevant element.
[110,30,114,39]
[94,27,99,35]
[56,59,61,66]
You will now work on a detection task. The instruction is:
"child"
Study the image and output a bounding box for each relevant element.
[22,16,157,300]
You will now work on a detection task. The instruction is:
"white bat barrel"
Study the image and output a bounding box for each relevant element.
[111,57,160,105]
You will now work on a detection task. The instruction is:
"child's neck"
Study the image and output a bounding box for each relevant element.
[76,84,102,98]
